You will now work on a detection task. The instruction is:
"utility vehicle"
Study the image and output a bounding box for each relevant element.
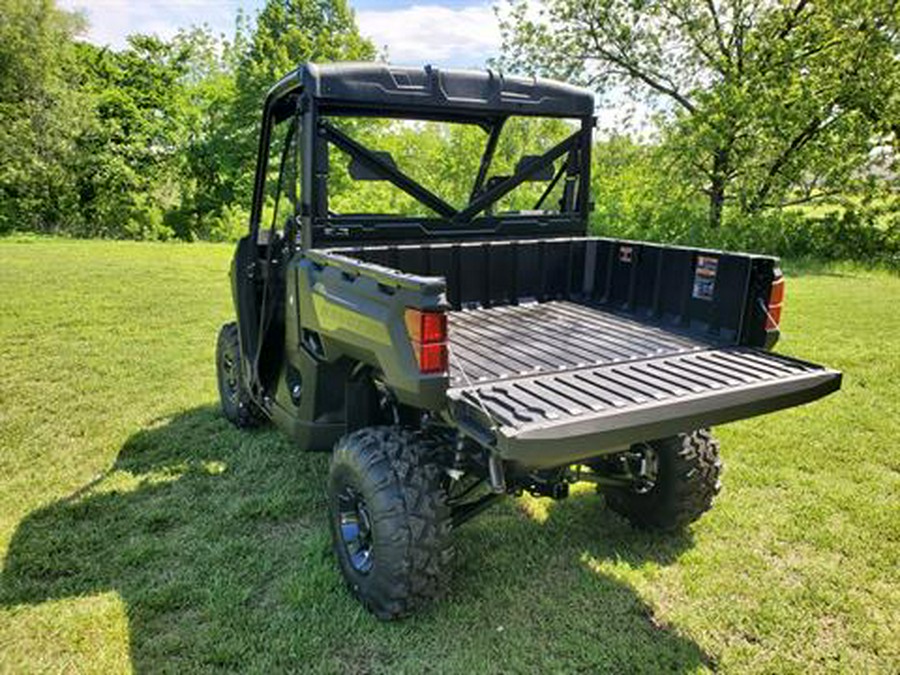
[215,63,841,619]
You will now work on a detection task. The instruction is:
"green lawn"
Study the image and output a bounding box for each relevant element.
[0,239,897,674]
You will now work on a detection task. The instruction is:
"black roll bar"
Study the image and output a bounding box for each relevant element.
[470,119,505,202]
[320,121,459,219]
[452,132,580,223]
[321,121,582,226]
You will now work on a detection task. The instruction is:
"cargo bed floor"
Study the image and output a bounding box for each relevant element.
[446,300,839,461]
[448,300,714,387]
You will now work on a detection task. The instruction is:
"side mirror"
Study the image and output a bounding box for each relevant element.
[349,152,398,180]
[514,155,555,181]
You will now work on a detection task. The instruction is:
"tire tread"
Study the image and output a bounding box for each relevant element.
[216,322,266,428]
[330,427,453,620]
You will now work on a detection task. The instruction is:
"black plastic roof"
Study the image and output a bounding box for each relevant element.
[277,62,594,118]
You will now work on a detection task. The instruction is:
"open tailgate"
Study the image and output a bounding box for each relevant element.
[448,346,841,468]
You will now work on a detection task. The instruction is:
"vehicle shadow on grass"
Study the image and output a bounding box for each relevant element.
[2,406,715,673]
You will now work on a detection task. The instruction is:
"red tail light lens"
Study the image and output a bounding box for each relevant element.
[766,275,785,330]
[405,308,447,344]
[405,308,448,374]
[416,342,448,373]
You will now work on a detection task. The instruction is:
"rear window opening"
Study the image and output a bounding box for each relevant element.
[323,115,584,221]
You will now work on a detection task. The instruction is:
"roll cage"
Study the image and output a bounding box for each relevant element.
[249,63,596,250]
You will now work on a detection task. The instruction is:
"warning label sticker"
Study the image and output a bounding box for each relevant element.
[692,255,719,301]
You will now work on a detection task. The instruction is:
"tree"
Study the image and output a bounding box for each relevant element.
[213,0,376,215]
[0,0,377,240]
[71,35,200,238]
[170,26,248,240]
[498,0,900,228]
[0,0,86,233]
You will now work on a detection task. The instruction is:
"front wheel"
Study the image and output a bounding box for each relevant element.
[603,429,723,531]
[328,427,453,620]
[216,322,266,428]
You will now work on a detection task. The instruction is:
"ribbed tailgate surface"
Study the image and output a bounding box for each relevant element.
[447,346,840,441]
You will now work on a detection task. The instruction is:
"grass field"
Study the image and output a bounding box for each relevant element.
[0,238,898,674]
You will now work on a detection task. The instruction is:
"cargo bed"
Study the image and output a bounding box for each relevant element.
[446,300,841,467]
[322,238,841,468]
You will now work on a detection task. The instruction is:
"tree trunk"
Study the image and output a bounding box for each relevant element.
[708,178,725,229]
[708,148,730,229]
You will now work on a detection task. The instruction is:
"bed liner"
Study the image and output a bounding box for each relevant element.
[446,300,841,467]
[447,299,714,387]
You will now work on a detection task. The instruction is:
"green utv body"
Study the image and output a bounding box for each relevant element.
[216,63,841,619]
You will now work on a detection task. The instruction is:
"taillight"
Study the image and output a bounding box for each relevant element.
[766,273,785,330]
[405,308,448,374]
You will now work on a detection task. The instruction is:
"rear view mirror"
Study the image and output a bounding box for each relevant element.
[514,155,555,181]
[349,152,398,180]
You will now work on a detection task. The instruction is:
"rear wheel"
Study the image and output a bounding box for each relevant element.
[216,322,266,428]
[328,426,453,620]
[603,429,722,531]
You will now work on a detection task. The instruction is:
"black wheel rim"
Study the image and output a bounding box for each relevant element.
[337,485,374,574]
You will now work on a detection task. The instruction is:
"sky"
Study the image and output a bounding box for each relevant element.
[57,0,503,69]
